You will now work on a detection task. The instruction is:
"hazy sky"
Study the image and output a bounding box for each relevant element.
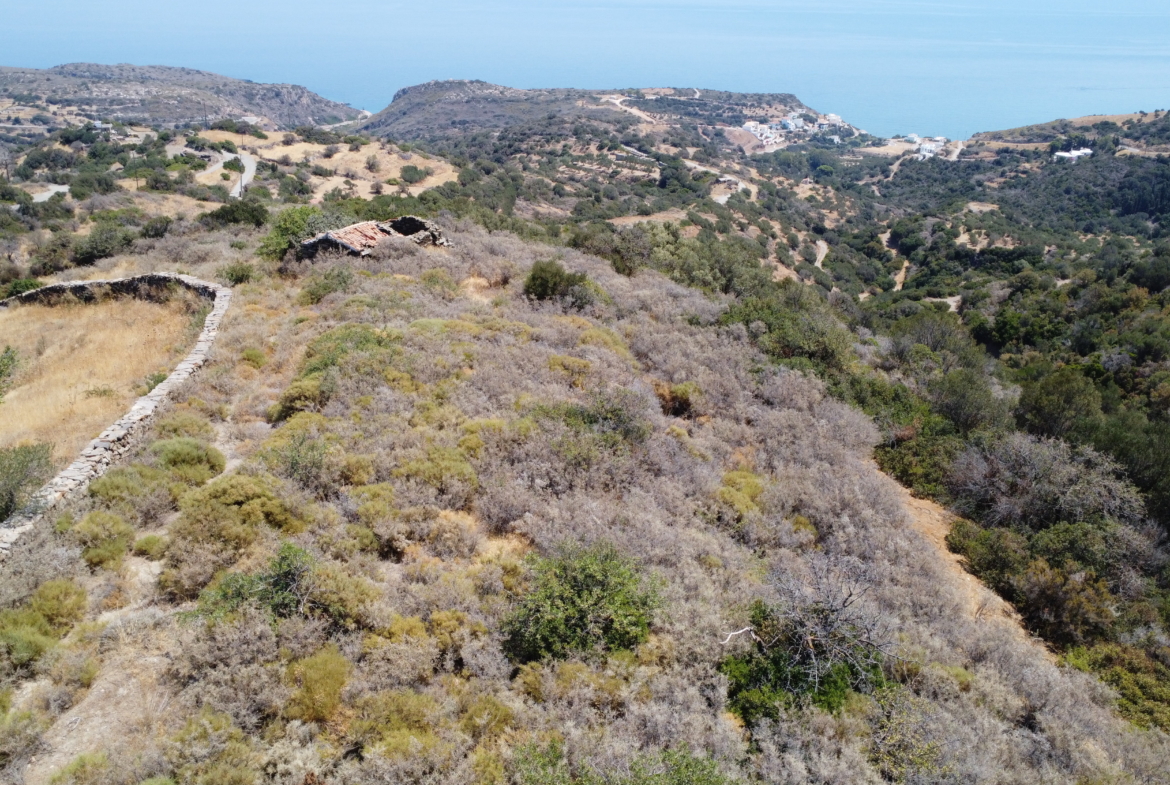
[4,0,1170,139]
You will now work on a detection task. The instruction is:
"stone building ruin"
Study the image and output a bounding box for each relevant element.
[299,215,451,257]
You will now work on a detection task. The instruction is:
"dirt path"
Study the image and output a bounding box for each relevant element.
[893,260,910,291]
[886,155,910,180]
[925,295,961,312]
[601,95,656,124]
[22,391,257,784]
[893,483,1043,652]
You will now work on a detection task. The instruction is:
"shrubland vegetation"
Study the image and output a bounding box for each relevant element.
[3,85,1170,782]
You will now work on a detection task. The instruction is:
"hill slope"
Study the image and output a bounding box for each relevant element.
[0,63,363,129]
[360,80,815,149]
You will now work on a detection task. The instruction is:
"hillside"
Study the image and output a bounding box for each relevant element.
[0,63,363,131]
[360,80,821,155]
[969,109,1170,152]
[2,73,1170,784]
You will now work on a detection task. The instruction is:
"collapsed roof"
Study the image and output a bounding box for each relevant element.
[300,216,450,257]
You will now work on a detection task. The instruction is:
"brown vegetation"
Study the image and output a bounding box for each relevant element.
[0,297,197,464]
[0,221,1167,784]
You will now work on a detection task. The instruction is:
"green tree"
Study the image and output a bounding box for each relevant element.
[523,259,591,307]
[503,542,658,662]
[1017,366,1102,438]
[257,205,320,260]
[929,368,1010,434]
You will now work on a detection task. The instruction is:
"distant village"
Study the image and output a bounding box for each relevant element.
[741,112,953,159]
[741,111,850,148]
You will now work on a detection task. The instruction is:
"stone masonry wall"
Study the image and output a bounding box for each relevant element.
[0,273,232,555]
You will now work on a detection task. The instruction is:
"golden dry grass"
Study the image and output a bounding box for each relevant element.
[0,299,194,465]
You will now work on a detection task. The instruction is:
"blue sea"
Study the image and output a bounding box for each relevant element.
[5,0,1170,140]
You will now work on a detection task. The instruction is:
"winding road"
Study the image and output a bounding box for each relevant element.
[200,150,257,199]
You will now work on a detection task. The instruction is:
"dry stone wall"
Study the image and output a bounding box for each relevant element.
[0,273,232,554]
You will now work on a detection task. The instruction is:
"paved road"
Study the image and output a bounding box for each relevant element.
[32,184,71,202]
[229,152,256,199]
[201,150,257,199]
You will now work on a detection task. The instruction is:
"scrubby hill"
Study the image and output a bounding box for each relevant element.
[4,68,1170,783]
[360,80,816,153]
[1,220,1168,783]
[0,63,363,129]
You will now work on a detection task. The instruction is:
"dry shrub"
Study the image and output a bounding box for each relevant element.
[171,606,287,730]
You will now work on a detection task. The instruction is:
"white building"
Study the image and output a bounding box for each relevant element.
[1054,148,1093,162]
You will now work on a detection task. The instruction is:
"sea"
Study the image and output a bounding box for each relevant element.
[5,0,1170,141]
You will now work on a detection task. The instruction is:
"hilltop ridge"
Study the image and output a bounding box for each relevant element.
[0,63,363,131]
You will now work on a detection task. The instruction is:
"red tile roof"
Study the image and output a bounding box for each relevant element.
[320,220,384,253]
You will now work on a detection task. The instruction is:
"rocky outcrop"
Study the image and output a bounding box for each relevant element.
[0,273,231,554]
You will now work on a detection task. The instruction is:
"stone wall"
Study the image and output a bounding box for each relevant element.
[0,273,232,554]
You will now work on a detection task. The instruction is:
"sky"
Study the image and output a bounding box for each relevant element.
[3,0,1170,139]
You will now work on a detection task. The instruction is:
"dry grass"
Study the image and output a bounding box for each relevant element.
[0,299,195,465]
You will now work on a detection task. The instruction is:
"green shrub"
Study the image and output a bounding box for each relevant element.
[174,474,299,546]
[218,261,257,286]
[72,224,134,266]
[168,709,258,785]
[165,475,302,596]
[201,201,268,228]
[299,267,354,305]
[513,742,739,785]
[0,580,83,668]
[350,690,442,758]
[393,445,478,494]
[0,346,16,397]
[0,442,52,522]
[1066,643,1170,731]
[74,511,134,568]
[257,205,319,260]
[142,371,169,393]
[285,644,350,722]
[155,411,215,440]
[88,464,174,522]
[504,542,658,662]
[300,323,400,378]
[722,282,855,371]
[534,389,652,449]
[196,542,314,621]
[28,580,86,631]
[720,598,886,723]
[150,437,226,484]
[240,348,267,369]
[1,279,42,298]
[264,429,329,489]
[268,375,325,422]
[523,259,591,308]
[140,216,171,239]
[48,752,108,785]
[459,694,514,741]
[399,164,432,184]
[0,609,56,667]
[132,535,168,560]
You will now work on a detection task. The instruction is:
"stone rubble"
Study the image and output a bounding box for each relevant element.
[0,273,232,556]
